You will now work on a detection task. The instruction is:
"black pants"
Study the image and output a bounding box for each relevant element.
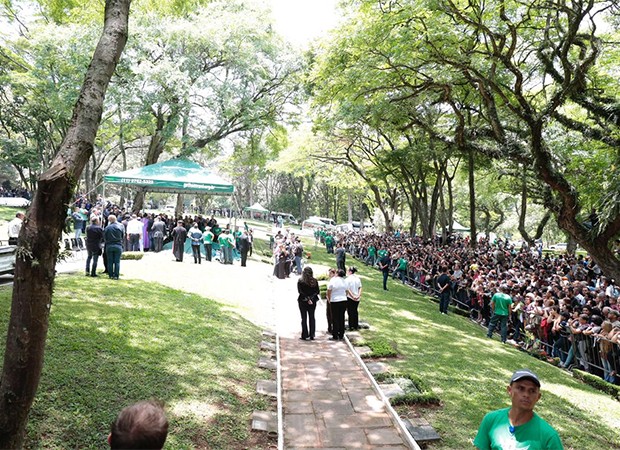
[299,300,316,339]
[204,243,212,261]
[240,250,248,267]
[439,291,451,313]
[331,301,347,339]
[347,298,359,330]
[326,300,333,333]
[382,270,389,290]
[337,258,346,272]
[192,245,201,263]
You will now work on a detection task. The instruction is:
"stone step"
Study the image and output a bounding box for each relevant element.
[379,383,406,399]
[256,380,277,397]
[346,331,364,344]
[354,345,372,357]
[260,341,277,352]
[262,330,276,339]
[365,361,389,374]
[258,357,277,371]
[403,417,441,444]
[251,410,277,433]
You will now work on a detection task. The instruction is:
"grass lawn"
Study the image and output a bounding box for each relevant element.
[0,205,26,222]
[0,276,271,449]
[303,240,620,450]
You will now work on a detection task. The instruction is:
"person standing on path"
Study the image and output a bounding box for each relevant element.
[126,214,143,252]
[327,268,348,340]
[326,268,336,334]
[474,369,563,450]
[85,217,104,277]
[346,266,362,330]
[378,250,391,291]
[293,237,304,274]
[104,214,124,280]
[151,216,166,252]
[188,222,203,264]
[297,267,320,340]
[238,230,250,267]
[172,220,187,262]
[487,284,513,343]
[203,227,214,261]
[437,266,452,315]
[7,212,24,246]
[335,240,346,272]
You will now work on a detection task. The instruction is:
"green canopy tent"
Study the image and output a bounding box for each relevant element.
[103,157,235,195]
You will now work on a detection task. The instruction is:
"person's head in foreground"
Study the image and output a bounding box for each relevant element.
[473,369,564,450]
[109,400,168,450]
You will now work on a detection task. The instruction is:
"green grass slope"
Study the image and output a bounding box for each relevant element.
[0,275,270,449]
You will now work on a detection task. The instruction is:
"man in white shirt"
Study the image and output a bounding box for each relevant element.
[345,266,363,330]
[125,214,143,252]
[7,212,25,245]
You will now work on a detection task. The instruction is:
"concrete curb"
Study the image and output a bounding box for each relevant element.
[344,334,422,450]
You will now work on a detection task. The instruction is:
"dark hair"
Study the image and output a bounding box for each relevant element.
[337,269,346,277]
[110,400,168,450]
[301,267,317,286]
[348,266,357,274]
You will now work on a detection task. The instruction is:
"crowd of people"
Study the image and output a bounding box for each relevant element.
[66,194,254,278]
[0,186,31,199]
[320,228,620,385]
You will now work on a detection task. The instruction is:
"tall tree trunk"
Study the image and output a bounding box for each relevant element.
[468,147,477,248]
[0,2,130,447]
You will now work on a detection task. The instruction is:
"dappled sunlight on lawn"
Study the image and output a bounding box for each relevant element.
[544,381,620,430]
[171,399,219,420]
[390,308,423,322]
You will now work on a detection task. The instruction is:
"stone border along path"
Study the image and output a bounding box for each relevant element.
[57,248,421,449]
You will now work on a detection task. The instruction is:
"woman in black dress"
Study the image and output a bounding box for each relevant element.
[297,267,320,340]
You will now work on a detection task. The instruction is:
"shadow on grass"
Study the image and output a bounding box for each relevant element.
[0,275,268,450]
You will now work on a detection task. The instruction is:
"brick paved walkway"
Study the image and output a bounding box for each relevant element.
[280,335,410,449]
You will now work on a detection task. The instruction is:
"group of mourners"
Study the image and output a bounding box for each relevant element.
[68,194,254,279]
[296,265,362,342]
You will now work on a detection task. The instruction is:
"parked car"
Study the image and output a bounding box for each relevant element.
[270,212,298,225]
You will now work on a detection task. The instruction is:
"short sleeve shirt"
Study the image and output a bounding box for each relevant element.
[474,408,563,450]
[491,293,513,316]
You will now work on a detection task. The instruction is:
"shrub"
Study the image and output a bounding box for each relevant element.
[362,337,398,358]
[572,369,620,402]
[121,252,144,260]
[374,372,441,406]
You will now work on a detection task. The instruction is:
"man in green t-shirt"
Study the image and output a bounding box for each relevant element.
[486,284,513,343]
[203,227,214,262]
[474,369,563,450]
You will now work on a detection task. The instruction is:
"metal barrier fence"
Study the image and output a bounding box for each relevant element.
[354,253,620,385]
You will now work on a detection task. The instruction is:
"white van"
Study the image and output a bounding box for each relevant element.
[270,211,298,225]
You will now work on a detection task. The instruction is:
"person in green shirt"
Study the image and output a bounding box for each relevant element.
[474,369,563,450]
[393,254,408,284]
[366,244,377,266]
[486,284,513,343]
[325,233,334,254]
[203,227,214,262]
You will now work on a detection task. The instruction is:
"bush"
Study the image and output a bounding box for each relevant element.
[362,337,398,358]
[374,372,441,406]
[572,369,620,401]
[121,251,144,260]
